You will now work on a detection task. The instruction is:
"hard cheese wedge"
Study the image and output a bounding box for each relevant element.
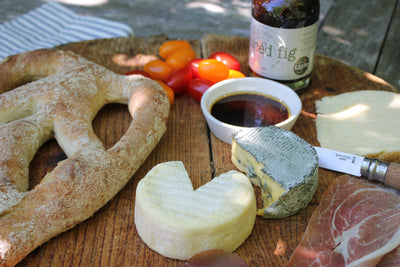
[134,161,256,260]
[316,90,400,162]
[231,126,318,219]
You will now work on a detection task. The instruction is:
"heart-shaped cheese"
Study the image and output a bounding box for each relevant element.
[134,161,256,260]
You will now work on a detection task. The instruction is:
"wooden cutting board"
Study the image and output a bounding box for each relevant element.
[18,34,397,266]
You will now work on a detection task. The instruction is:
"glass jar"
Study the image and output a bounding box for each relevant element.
[249,0,320,92]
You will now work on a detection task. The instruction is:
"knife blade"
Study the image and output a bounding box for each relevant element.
[314,146,400,190]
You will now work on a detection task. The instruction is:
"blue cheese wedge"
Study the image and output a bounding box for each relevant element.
[231,126,318,219]
[134,161,256,260]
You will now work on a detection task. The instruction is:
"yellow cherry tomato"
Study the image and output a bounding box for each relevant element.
[227,69,246,79]
[198,59,230,83]
[144,59,173,82]
[166,48,197,71]
[159,40,191,60]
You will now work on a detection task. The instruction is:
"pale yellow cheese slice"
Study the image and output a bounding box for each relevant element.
[315,90,400,162]
[134,161,256,260]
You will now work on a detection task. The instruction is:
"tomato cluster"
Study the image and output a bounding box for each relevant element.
[124,40,245,105]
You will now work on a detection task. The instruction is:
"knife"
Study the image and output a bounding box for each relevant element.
[314,146,400,190]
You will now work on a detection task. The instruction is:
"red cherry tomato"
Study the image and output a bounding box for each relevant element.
[123,70,151,78]
[188,58,203,78]
[188,78,214,103]
[166,67,193,94]
[144,59,173,82]
[198,59,229,83]
[159,40,191,60]
[166,48,197,71]
[209,52,241,71]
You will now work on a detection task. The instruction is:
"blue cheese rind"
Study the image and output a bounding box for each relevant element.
[231,126,318,219]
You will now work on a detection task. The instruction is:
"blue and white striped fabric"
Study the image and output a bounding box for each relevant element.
[0,2,134,60]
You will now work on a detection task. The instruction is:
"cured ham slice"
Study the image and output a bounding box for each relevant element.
[286,175,400,267]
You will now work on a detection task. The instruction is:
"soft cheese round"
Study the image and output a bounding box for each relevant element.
[134,161,256,260]
[231,126,318,219]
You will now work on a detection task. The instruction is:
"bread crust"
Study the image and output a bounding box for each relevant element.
[0,49,170,266]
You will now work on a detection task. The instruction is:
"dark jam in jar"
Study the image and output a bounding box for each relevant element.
[249,0,320,92]
[210,93,289,127]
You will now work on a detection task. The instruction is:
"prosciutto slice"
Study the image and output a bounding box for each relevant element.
[286,175,400,267]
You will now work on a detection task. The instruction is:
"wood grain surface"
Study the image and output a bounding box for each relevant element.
[18,34,397,267]
[316,0,400,90]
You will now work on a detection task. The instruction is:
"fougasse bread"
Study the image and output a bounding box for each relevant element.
[0,49,170,266]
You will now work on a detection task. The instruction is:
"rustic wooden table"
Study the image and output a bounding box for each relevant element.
[317,0,400,91]
[14,34,396,266]
[0,0,398,266]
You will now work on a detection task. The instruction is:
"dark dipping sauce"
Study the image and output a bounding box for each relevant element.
[210,93,289,127]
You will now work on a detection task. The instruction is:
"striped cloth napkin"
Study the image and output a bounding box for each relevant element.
[0,2,134,60]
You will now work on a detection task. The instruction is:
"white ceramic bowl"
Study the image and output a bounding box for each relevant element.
[200,77,302,144]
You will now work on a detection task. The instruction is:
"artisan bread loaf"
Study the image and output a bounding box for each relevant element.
[315,90,400,162]
[0,49,170,266]
[134,161,256,260]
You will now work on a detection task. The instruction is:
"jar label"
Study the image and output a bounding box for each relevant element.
[249,18,318,80]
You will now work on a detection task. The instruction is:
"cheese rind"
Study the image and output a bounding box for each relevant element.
[134,161,256,260]
[231,126,318,219]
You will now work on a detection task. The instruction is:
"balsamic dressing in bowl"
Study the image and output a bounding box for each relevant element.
[210,93,289,127]
[200,77,302,144]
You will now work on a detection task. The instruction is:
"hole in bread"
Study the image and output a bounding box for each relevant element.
[92,103,131,150]
[28,103,131,189]
[29,140,66,189]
